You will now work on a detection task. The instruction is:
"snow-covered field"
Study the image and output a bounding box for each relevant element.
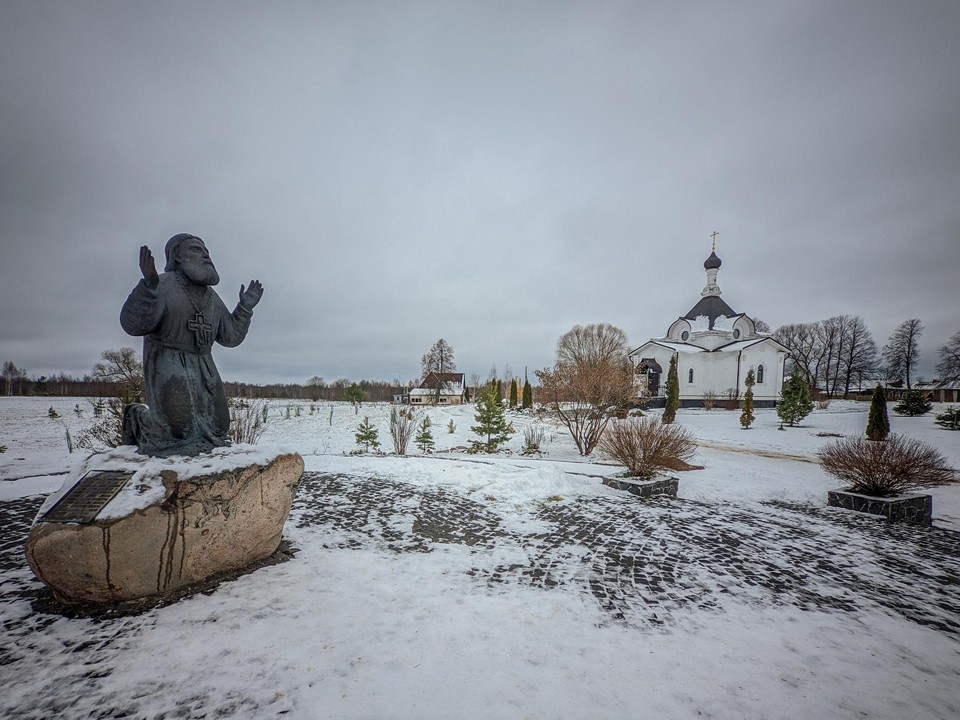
[2,396,960,719]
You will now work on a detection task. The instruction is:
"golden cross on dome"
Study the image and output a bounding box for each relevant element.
[710,230,719,252]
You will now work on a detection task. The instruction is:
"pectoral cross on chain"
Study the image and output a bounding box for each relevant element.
[187,312,213,347]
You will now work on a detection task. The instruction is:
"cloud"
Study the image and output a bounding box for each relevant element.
[1,1,958,384]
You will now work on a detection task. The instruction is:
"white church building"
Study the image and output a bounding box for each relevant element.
[628,247,788,408]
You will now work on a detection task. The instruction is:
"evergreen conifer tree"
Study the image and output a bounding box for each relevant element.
[740,368,756,429]
[866,384,890,440]
[522,379,533,409]
[777,371,814,427]
[496,379,504,402]
[893,390,932,416]
[415,416,434,453]
[934,406,960,430]
[354,416,380,452]
[470,387,514,453]
[662,353,680,424]
[509,379,518,408]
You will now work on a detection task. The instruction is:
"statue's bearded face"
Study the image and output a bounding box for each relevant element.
[177,239,220,286]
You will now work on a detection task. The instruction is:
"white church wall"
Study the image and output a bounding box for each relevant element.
[739,344,787,401]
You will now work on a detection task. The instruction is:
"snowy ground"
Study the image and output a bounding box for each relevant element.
[2,396,960,719]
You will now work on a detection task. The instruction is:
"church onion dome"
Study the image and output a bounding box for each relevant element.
[704,251,722,270]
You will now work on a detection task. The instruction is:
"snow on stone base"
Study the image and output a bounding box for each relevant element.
[25,449,303,604]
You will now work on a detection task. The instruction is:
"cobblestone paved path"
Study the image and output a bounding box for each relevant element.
[293,472,960,634]
[2,470,960,718]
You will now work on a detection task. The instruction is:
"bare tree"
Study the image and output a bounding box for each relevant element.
[305,376,325,402]
[2,361,26,396]
[421,338,456,378]
[421,338,457,403]
[752,317,772,334]
[774,322,823,391]
[556,323,630,367]
[469,372,482,401]
[936,330,960,383]
[92,347,144,400]
[839,316,879,396]
[817,315,847,396]
[882,319,923,389]
[536,323,633,456]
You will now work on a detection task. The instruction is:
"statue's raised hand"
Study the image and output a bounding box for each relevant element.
[139,245,159,288]
[239,280,263,310]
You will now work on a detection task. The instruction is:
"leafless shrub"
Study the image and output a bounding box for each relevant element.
[74,398,125,450]
[815,398,831,410]
[598,416,697,478]
[390,406,419,455]
[701,391,718,410]
[817,434,956,497]
[522,423,546,455]
[230,399,268,444]
[723,388,739,410]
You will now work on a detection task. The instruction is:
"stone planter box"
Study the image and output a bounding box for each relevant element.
[603,475,678,498]
[827,489,932,526]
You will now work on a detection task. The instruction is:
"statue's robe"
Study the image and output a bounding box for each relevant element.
[120,272,253,456]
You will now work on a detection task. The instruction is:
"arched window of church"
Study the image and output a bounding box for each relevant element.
[688,368,694,384]
[757,364,765,384]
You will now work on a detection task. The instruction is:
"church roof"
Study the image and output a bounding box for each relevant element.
[715,336,790,353]
[682,296,738,329]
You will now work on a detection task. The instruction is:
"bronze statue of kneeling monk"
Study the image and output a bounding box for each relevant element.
[120,233,263,456]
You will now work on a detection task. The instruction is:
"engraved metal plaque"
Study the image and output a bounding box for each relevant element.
[40,471,133,524]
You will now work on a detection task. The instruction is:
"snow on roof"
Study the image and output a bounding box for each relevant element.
[711,315,740,332]
[688,315,711,332]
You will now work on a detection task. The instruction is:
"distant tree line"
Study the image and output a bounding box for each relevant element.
[0,356,409,402]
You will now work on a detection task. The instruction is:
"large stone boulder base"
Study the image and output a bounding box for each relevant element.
[26,453,303,604]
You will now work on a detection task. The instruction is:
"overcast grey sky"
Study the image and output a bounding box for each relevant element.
[1,1,958,386]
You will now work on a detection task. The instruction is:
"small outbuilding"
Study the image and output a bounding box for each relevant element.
[409,372,466,405]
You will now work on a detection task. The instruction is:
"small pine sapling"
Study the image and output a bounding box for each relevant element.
[354,416,380,453]
[777,371,813,427]
[48,406,59,419]
[935,406,960,430]
[415,416,435,453]
[470,387,514,453]
[662,353,680,424]
[740,368,756,429]
[447,419,456,434]
[866,384,890,440]
[893,390,932,417]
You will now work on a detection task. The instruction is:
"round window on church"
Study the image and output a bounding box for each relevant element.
[681,331,689,341]
[733,329,741,339]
